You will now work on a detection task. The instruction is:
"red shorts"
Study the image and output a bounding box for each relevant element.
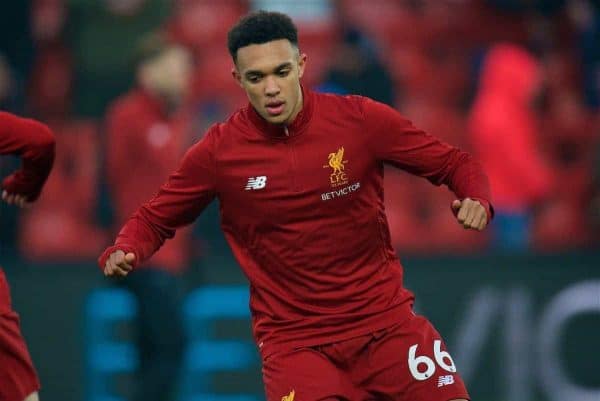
[0,270,40,401]
[262,314,469,401]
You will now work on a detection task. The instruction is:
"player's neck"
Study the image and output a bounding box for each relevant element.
[282,88,303,127]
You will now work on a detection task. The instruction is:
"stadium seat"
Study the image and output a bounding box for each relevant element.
[169,0,246,51]
[388,46,436,103]
[532,165,593,250]
[18,120,109,261]
[180,285,260,401]
[337,0,423,48]
[85,288,138,401]
[385,168,488,254]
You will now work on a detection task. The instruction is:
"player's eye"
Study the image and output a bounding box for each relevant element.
[247,75,262,83]
[277,69,290,77]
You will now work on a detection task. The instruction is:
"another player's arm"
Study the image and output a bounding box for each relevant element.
[0,112,56,207]
[99,130,218,276]
[363,98,492,231]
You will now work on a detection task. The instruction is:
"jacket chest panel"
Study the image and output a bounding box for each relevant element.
[217,136,370,223]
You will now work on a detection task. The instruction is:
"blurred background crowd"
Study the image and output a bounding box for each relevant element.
[0,1,598,401]
[0,0,599,262]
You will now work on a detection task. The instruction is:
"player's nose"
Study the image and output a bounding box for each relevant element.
[264,76,280,96]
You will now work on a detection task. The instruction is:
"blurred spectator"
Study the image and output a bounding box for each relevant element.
[104,32,193,401]
[469,43,553,251]
[28,0,73,120]
[319,26,396,106]
[67,0,171,117]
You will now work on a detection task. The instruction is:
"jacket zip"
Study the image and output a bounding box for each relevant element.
[284,126,299,192]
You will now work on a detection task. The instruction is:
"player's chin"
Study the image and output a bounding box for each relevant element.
[261,109,287,123]
[265,115,287,125]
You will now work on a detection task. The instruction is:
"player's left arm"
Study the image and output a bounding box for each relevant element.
[0,112,56,207]
[362,98,492,231]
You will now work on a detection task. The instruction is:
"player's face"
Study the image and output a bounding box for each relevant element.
[233,39,306,125]
[141,45,193,107]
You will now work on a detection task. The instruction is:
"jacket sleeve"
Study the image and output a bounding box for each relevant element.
[362,97,494,218]
[98,128,218,269]
[0,112,56,201]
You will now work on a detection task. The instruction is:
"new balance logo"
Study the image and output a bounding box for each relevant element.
[437,375,454,387]
[245,176,267,190]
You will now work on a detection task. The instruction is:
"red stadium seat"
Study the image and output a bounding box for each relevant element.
[187,46,247,117]
[297,20,338,88]
[401,100,469,149]
[337,0,424,48]
[18,120,108,261]
[169,0,246,52]
[532,162,593,251]
[388,46,436,102]
[385,169,488,254]
[27,43,73,119]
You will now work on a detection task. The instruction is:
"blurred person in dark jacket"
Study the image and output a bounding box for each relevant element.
[319,26,396,106]
[67,0,171,117]
[469,43,553,251]
[104,32,193,401]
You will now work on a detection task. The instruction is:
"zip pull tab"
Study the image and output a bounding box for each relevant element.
[284,126,290,137]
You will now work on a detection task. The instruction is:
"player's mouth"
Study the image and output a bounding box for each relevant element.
[265,100,285,116]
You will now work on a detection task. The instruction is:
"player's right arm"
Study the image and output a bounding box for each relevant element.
[0,112,56,207]
[99,129,218,276]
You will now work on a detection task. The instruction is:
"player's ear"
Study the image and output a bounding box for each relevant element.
[297,53,307,79]
[232,67,243,88]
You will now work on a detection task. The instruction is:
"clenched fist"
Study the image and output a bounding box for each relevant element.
[103,250,136,277]
[452,198,488,231]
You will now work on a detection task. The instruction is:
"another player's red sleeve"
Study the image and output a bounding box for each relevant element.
[362,98,494,219]
[0,112,56,201]
[98,129,218,269]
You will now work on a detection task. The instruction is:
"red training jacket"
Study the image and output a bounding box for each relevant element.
[100,89,492,358]
[469,44,553,212]
[1,111,55,311]
[105,89,191,272]
[0,112,55,201]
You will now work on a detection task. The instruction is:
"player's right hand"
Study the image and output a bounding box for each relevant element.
[104,250,135,277]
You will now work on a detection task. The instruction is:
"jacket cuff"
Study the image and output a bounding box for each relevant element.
[97,244,139,272]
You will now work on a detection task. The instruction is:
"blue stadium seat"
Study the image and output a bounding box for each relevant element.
[180,285,261,401]
[85,288,138,401]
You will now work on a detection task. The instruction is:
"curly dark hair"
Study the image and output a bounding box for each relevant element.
[227,10,298,63]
